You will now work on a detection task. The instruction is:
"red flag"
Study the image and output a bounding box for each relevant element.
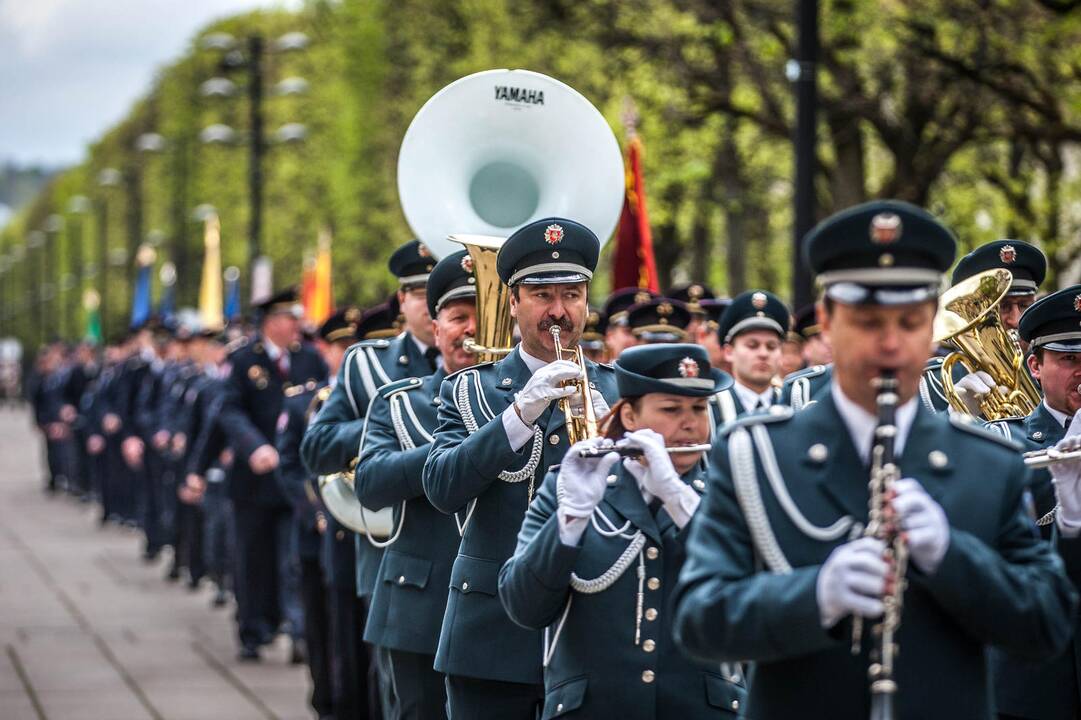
[301,229,334,325]
[612,135,660,292]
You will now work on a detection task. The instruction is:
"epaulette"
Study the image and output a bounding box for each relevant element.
[784,364,827,384]
[719,404,794,437]
[354,338,392,350]
[378,376,424,399]
[444,360,496,381]
[924,356,945,369]
[225,336,249,356]
[949,414,1023,450]
[592,361,615,371]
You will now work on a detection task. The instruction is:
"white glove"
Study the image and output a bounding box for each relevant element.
[953,371,999,417]
[892,478,950,574]
[514,360,580,424]
[816,537,887,628]
[1049,418,1081,536]
[622,429,701,527]
[556,440,620,545]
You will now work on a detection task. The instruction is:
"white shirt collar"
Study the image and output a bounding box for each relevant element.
[830,382,919,465]
[732,381,774,412]
[409,333,430,356]
[1043,400,1071,429]
[263,337,282,360]
[518,344,547,375]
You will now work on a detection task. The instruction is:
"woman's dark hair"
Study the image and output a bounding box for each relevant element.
[601,396,643,439]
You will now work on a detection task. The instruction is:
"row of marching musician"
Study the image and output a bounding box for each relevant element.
[279,201,1081,720]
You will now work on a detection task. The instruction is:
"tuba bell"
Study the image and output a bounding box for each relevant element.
[933,268,1041,419]
[397,69,624,361]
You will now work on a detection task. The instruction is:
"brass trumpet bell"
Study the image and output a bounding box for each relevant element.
[933,268,1040,419]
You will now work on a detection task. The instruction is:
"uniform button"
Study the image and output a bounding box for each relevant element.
[399,355,408,364]
[461,581,469,591]
[335,530,345,541]
[556,703,564,713]
[642,639,656,652]
[645,608,658,621]
[692,478,705,491]
[501,378,513,386]
[731,700,740,711]
[549,434,559,445]
[398,575,406,585]
[641,670,655,683]
[647,577,660,591]
[606,474,618,485]
[646,547,659,560]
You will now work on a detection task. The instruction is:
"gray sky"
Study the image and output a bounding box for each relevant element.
[0,0,300,168]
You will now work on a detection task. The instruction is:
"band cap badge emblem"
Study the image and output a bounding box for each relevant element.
[544,224,564,245]
[869,212,902,245]
[678,357,700,378]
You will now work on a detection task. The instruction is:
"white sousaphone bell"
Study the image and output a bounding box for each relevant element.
[318,68,624,539]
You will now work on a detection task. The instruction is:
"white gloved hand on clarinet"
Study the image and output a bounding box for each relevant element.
[556,439,620,546]
[1049,415,1081,537]
[816,537,887,628]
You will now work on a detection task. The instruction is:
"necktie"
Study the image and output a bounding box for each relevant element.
[1066,415,1072,431]
[424,347,440,372]
[276,354,288,379]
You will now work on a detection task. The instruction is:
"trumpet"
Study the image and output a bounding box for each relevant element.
[551,325,599,445]
[577,441,712,458]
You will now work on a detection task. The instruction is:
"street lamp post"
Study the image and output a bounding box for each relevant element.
[97,167,122,340]
[200,30,309,308]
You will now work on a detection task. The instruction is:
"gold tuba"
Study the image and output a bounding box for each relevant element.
[397,69,625,362]
[933,268,1041,420]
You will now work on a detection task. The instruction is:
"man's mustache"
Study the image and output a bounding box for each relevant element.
[539,317,574,333]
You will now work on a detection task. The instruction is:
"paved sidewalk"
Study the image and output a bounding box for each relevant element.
[0,406,314,720]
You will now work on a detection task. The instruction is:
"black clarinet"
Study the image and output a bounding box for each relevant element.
[855,370,907,720]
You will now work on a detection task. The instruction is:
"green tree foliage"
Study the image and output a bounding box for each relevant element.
[4,0,1081,350]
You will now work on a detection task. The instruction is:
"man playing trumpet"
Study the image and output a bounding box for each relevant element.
[422,218,618,719]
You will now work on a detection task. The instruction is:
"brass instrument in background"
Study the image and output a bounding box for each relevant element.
[852,371,907,720]
[452,234,516,362]
[396,69,625,362]
[317,466,394,538]
[551,325,599,445]
[933,268,1041,420]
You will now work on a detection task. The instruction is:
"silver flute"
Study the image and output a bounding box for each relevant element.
[576,442,712,458]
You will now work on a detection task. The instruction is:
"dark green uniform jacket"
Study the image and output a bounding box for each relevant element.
[779,364,831,411]
[300,332,430,594]
[499,464,744,719]
[422,346,618,684]
[988,405,1081,719]
[355,370,460,655]
[709,384,780,427]
[673,394,1076,720]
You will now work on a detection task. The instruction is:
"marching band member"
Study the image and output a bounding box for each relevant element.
[301,239,438,716]
[580,307,608,362]
[666,282,715,340]
[603,288,658,359]
[422,218,619,719]
[276,308,359,720]
[794,303,833,367]
[694,298,731,374]
[218,288,327,661]
[709,289,788,424]
[923,239,1046,416]
[987,286,1081,720]
[673,200,1076,720]
[499,343,745,718]
[355,250,478,719]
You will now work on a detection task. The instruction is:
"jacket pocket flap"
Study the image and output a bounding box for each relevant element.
[449,554,500,596]
[541,675,588,719]
[380,551,432,590]
[705,673,744,714]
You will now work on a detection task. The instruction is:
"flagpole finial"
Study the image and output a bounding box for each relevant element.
[621,96,639,140]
